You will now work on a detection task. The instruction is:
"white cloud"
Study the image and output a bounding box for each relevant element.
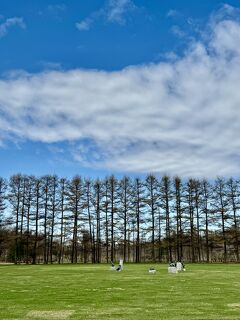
[167,9,180,18]
[210,20,240,56]
[1,6,240,177]
[38,61,62,70]
[47,4,66,12]
[76,18,93,31]
[76,0,135,31]
[38,4,67,17]
[170,25,186,38]
[107,0,135,24]
[0,17,25,38]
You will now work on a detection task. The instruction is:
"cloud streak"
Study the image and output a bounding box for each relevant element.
[107,0,135,23]
[0,17,25,38]
[76,0,135,31]
[76,18,93,31]
[1,6,240,177]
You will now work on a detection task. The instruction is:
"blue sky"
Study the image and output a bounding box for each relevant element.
[1,0,238,72]
[1,0,240,178]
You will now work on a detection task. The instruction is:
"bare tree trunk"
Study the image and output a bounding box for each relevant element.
[202,180,210,263]
[146,175,157,262]
[59,179,66,264]
[213,178,228,263]
[161,176,172,262]
[187,179,195,263]
[67,176,82,264]
[104,179,109,263]
[109,176,117,262]
[158,209,162,262]
[20,177,26,241]
[194,180,202,262]
[85,180,95,263]
[50,176,57,264]
[123,178,128,262]
[33,179,41,265]
[227,178,239,262]
[134,178,143,263]
[95,181,101,263]
[26,179,32,264]
[43,177,50,264]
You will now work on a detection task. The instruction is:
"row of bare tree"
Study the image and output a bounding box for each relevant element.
[0,174,239,264]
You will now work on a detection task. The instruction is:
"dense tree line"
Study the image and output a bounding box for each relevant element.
[0,175,239,264]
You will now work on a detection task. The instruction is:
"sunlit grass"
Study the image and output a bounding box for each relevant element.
[0,263,240,319]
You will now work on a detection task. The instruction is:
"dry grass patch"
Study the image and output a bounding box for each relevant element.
[227,303,240,308]
[27,310,74,319]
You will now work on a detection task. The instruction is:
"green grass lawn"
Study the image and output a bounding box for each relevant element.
[0,263,240,320]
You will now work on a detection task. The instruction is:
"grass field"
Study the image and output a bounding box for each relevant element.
[0,263,240,320]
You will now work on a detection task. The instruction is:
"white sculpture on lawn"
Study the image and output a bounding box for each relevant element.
[168,266,178,273]
[149,267,156,274]
[176,262,183,271]
[168,261,186,273]
[110,259,124,271]
[119,259,123,270]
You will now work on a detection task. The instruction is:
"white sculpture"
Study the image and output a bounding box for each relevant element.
[168,266,178,273]
[119,259,123,270]
[149,267,156,274]
[176,262,183,271]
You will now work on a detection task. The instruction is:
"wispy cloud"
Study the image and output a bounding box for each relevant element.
[76,18,93,31]
[107,0,135,24]
[76,0,135,31]
[1,5,240,177]
[38,4,67,18]
[47,4,67,12]
[170,25,186,38]
[166,9,181,18]
[167,8,201,40]
[38,61,62,70]
[0,17,26,38]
